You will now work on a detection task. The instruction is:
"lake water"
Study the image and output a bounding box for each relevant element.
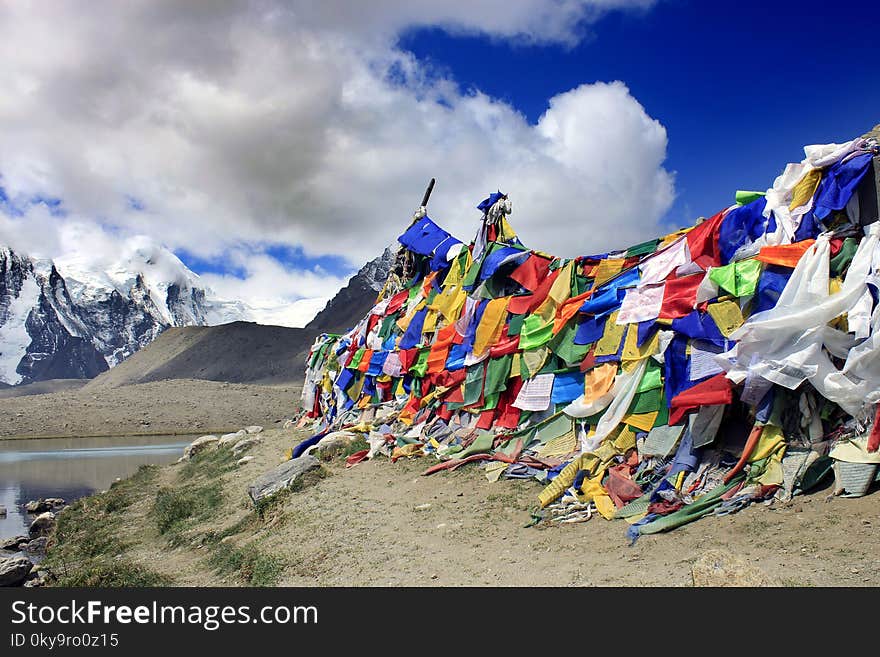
[0,435,192,542]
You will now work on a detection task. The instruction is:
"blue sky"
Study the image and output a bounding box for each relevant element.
[2,1,878,317]
[400,0,880,231]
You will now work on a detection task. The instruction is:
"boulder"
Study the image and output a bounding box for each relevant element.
[232,437,261,456]
[24,537,48,554]
[0,557,32,587]
[247,455,320,503]
[218,430,247,448]
[183,435,219,459]
[237,455,254,466]
[244,425,264,435]
[692,550,781,587]
[45,497,66,507]
[314,431,357,459]
[25,499,52,514]
[0,535,27,551]
[28,511,56,539]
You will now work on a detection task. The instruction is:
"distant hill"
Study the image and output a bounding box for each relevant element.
[85,322,307,387]
[84,248,395,387]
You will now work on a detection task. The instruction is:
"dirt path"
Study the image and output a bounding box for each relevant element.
[50,426,880,587]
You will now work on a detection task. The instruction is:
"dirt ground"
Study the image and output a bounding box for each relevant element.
[9,380,879,586]
[64,425,880,587]
[0,379,301,439]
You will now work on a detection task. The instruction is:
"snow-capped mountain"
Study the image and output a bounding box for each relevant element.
[0,238,328,385]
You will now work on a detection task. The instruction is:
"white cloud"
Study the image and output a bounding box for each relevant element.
[0,0,673,312]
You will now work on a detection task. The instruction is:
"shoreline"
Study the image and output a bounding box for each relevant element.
[0,429,234,442]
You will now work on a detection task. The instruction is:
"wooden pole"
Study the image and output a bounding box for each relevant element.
[420,178,436,208]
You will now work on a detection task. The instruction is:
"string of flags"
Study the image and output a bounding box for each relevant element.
[300,134,880,538]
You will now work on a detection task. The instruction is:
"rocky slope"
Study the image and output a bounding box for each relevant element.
[73,248,395,389]
[0,238,304,386]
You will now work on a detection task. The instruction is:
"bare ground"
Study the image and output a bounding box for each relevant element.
[50,425,880,587]
[0,379,301,439]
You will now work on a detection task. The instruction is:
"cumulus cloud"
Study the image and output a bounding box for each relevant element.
[0,0,673,311]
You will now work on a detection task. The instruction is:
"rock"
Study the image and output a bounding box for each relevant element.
[244,425,263,435]
[0,505,5,517]
[232,437,261,456]
[692,550,781,587]
[183,435,219,459]
[25,499,52,514]
[45,497,65,507]
[24,537,48,554]
[314,431,357,459]
[247,455,320,503]
[282,419,294,429]
[28,511,56,539]
[0,557,32,587]
[0,535,26,551]
[218,430,247,448]
[237,455,254,466]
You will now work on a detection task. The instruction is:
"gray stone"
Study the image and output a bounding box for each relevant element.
[218,430,247,448]
[45,497,66,507]
[0,535,26,551]
[314,431,357,459]
[28,511,56,539]
[692,550,781,587]
[236,455,254,466]
[232,437,261,456]
[183,435,219,459]
[25,499,52,514]
[24,537,48,554]
[0,557,32,587]
[244,425,264,435]
[247,455,320,503]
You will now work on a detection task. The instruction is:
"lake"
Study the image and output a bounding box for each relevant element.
[0,435,192,542]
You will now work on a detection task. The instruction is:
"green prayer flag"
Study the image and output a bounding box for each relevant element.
[348,347,366,370]
[548,319,589,366]
[409,348,430,378]
[708,258,762,297]
[630,387,662,415]
[483,354,512,397]
[637,361,663,392]
[735,190,766,206]
[462,362,486,406]
[626,239,660,258]
[830,237,858,276]
[507,312,526,335]
[519,314,554,350]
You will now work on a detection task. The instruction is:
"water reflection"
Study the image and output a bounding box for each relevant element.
[0,435,191,542]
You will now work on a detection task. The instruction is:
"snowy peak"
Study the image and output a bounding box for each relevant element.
[0,238,333,385]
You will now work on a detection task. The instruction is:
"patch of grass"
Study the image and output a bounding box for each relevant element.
[254,487,292,520]
[53,560,170,587]
[50,502,126,560]
[153,482,224,535]
[208,542,285,587]
[342,437,370,457]
[44,465,167,587]
[178,447,236,481]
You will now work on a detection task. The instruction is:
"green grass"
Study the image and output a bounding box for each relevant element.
[342,437,370,457]
[53,561,170,587]
[208,542,285,587]
[178,446,237,481]
[153,482,224,535]
[43,465,168,587]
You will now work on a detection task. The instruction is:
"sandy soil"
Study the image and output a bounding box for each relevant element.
[0,379,301,439]
[91,426,880,587]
